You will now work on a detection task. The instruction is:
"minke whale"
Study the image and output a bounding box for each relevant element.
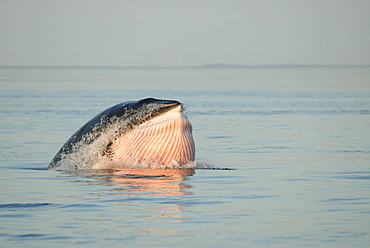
[47,98,195,170]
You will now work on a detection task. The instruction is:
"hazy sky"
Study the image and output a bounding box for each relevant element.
[1,0,369,67]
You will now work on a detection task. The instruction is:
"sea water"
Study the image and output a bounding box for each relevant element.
[0,67,370,247]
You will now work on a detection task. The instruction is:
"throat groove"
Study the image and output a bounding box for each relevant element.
[107,112,195,165]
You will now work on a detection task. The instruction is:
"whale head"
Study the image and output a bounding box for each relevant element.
[105,98,195,166]
[48,98,195,170]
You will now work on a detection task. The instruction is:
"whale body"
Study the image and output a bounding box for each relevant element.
[47,98,195,170]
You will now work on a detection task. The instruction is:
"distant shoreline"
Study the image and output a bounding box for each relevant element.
[1,64,370,70]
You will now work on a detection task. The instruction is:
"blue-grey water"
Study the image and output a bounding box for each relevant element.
[1,67,370,247]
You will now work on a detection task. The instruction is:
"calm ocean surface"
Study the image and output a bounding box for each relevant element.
[1,67,370,247]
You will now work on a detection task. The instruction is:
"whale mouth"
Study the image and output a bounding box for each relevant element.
[124,99,182,130]
[149,100,182,115]
[105,105,195,167]
[137,98,182,116]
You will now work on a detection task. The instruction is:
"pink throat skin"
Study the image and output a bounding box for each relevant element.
[108,106,195,165]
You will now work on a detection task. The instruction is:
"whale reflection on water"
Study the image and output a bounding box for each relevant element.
[71,168,195,196]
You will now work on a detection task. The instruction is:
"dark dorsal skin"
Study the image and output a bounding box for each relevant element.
[47,98,181,169]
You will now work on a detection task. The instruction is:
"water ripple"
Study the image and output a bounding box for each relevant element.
[0,203,54,210]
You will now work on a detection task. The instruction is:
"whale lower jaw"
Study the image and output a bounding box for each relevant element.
[107,111,195,166]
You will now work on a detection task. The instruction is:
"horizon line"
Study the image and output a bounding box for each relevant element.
[1,64,370,69]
